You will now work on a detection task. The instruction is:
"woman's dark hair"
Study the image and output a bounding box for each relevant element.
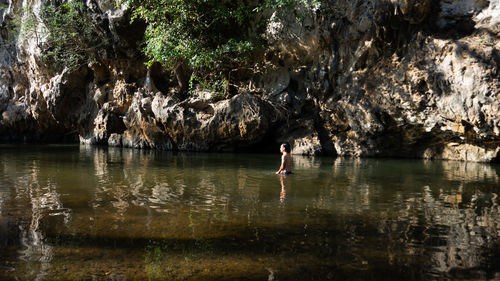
[281,143,291,153]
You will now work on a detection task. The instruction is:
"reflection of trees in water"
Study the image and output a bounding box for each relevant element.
[0,156,71,280]
[2,147,499,279]
[77,147,248,237]
[78,147,273,224]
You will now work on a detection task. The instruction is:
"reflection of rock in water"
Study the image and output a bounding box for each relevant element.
[441,161,499,182]
[82,150,500,277]
[292,155,322,170]
[397,186,500,277]
[321,158,500,277]
[3,159,71,280]
[149,182,184,213]
[87,146,157,221]
[0,186,7,217]
[2,148,500,279]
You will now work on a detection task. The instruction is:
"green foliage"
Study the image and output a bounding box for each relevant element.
[41,2,105,71]
[258,0,321,23]
[123,0,261,95]
[258,0,321,11]
[1,1,106,71]
[2,0,322,96]
[124,0,322,96]
[0,5,39,48]
[189,73,228,100]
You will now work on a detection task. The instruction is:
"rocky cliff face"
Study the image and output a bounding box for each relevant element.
[0,0,499,162]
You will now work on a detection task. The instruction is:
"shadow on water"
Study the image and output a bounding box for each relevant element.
[0,145,499,280]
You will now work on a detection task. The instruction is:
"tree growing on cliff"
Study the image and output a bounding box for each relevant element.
[0,4,41,49]
[123,0,320,97]
[1,1,107,71]
[122,0,259,96]
[41,2,106,71]
[2,0,320,95]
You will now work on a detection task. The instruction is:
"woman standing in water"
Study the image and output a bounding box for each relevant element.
[276,143,292,175]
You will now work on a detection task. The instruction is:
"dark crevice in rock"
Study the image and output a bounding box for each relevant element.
[150,62,174,94]
[107,113,127,135]
[492,48,500,77]
[91,62,110,86]
[314,115,337,156]
[0,123,75,143]
[373,112,437,158]
[425,0,489,39]
[235,130,278,154]
[492,151,500,163]
[0,18,10,41]
[112,10,147,54]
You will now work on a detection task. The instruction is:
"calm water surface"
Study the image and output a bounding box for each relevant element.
[0,145,499,280]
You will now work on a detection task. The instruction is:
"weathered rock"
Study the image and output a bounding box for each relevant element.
[440,143,500,162]
[0,0,499,162]
[437,0,489,32]
[148,93,277,151]
[255,67,290,96]
[475,0,500,32]
[107,133,122,147]
[277,118,322,156]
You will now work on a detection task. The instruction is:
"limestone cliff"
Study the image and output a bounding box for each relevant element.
[0,0,499,162]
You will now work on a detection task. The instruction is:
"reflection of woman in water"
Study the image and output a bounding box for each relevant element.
[279,174,287,202]
[276,143,292,175]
